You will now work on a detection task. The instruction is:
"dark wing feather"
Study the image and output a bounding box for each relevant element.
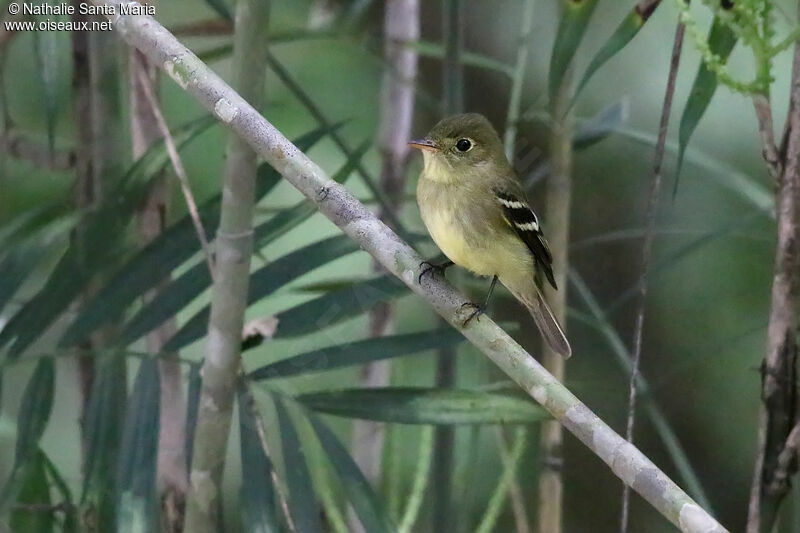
[494,188,557,290]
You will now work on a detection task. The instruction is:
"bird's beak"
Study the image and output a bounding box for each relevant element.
[408,138,438,152]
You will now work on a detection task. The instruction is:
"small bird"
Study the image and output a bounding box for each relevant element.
[410,113,571,358]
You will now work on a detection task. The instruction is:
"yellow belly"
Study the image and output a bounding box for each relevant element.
[420,201,532,279]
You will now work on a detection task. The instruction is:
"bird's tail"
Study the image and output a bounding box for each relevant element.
[502,275,572,359]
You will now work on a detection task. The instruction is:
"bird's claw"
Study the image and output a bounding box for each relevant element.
[418,261,449,284]
[460,302,484,327]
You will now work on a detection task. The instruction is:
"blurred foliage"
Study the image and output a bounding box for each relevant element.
[0,0,797,531]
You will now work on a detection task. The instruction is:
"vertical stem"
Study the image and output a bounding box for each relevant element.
[352,0,419,503]
[128,11,189,526]
[69,1,96,455]
[538,68,573,533]
[504,0,536,160]
[183,1,270,531]
[747,4,800,531]
[620,17,686,533]
[71,6,126,529]
[433,2,463,531]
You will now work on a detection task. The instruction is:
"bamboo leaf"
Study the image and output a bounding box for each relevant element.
[676,17,737,185]
[80,357,127,531]
[298,387,550,425]
[572,100,629,151]
[270,275,409,340]
[237,384,279,533]
[163,235,361,350]
[116,359,160,533]
[274,398,323,533]
[0,359,54,515]
[0,116,215,359]
[41,453,78,533]
[307,415,395,533]
[13,360,54,466]
[573,1,662,103]
[59,126,334,348]
[405,40,514,77]
[10,450,53,533]
[249,328,466,379]
[116,139,369,349]
[33,18,63,154]
[549,0,599,103]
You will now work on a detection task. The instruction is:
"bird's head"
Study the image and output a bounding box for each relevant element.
[409,113,509,184]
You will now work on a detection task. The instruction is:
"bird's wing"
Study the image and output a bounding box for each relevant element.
[493,187,557,290]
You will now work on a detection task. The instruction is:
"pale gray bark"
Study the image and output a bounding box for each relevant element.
[182,0,270,531]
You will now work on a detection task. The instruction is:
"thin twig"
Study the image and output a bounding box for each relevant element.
[135,67,216,281]
[620,15,687,533]
[93,5,728,530]
[752,93,782,181]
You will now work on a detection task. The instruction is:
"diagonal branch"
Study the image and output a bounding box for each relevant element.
[92,4,727,531]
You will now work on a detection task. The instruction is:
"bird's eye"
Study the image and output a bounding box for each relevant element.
[456,138,472,152]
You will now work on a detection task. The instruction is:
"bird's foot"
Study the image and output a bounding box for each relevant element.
[418,260,454,283]
[460,302,485,327]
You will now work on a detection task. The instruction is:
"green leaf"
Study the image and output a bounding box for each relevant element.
[274,398,322,533]
[0,359,54,515]
[33,19,63,154]
[271,275,409,340]
[248,328,466,379]
[10,450,53,533]
[308,415,395,533]
[164,235,360,351]
[249,138,370,248]
[573,1,662,104]
[676,17,737,186]
[549,0,599,103]
[80,357,127,532]
[405,40,514,77]
[41,454,77,533]
[117,139,369,349]
[0,116,216,359]
[238,384,279,533]
[572,100,629,151]
[59,126,334,348]
[116,359,160,533]
[13,360,55,466]
[298,387,550,425]
[202,0,231,20]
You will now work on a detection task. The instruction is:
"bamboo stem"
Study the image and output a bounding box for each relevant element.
[538,65,572,533]
[92,5,727,530]
[182,1,270,531]
[351,0,419,504]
